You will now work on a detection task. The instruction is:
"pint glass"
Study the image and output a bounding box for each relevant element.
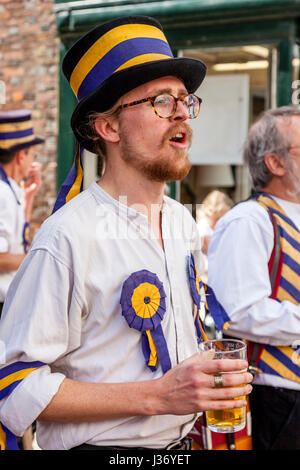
[199,339,247,433]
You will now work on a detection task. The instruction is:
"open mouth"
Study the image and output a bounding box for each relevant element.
[169,131,187,147]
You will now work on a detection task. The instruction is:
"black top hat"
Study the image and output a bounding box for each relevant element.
[0,110,44,155]
[63,15,206,153]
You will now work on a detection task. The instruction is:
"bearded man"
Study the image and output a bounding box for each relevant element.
[208,107,300,450]
[0,16,252,450]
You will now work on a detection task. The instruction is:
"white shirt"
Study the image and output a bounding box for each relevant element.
[0,179,25,302]
[208,196,300,390]
[197,217,214,274]
[0,182,204,450]
[197,217,214,239]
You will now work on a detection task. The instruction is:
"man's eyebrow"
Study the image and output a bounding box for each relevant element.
[150,87,188,96]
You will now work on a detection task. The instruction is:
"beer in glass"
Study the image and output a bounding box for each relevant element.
[199,339,247,433]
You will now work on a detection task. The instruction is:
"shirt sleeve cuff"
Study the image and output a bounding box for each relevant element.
[0,366,65,436]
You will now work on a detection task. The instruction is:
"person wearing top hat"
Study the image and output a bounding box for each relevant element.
[0,110,43,318]
[0,16,252,450]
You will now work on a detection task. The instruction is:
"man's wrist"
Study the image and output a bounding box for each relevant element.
[142,376,168,416]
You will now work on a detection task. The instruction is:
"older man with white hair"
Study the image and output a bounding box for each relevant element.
[208,106,300,450]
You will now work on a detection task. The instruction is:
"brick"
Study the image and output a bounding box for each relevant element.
[0,11,10,20]
[2,67,24,77]
[0,0,58,227]
[12,91,24,102]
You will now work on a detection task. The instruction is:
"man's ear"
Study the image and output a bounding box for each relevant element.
[264,153,286,177]
[94,116,120,143]
[15,149,25,164]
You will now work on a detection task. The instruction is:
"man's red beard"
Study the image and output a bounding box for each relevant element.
[120,122,193,182]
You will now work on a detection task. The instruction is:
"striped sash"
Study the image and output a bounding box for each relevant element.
[255,193,300,384]
[0,361,44,450]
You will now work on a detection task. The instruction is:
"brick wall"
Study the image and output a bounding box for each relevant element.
[0,0,58,235]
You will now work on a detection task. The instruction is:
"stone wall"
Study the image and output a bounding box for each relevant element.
[0,0,58,234]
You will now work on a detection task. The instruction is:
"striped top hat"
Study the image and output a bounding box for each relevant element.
[63,15,206,153]
[0,110,44,155]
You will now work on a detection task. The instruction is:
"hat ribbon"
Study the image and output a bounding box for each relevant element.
[52,141,84,213]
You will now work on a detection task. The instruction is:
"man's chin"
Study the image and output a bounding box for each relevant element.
[147,160,191,182]
[168,164,192,181]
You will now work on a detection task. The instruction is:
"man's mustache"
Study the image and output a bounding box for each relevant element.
[163,123,193,148]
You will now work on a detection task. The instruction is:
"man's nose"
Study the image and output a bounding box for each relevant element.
[171,99,189,121]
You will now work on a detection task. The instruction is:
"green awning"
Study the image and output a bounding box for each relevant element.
[55,0,300,33]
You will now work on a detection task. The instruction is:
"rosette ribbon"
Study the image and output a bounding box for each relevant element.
[203,283,230,331]
[120,270,171,373]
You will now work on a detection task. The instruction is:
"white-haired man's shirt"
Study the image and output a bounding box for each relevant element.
[208,196,300,391]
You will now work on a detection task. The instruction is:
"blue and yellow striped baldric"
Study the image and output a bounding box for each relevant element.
[254,193,300,384]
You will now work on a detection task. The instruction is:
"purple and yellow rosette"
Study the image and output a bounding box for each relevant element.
[120,270,171,373]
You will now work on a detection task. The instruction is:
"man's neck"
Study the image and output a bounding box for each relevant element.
[262,178,300,204]
[1,161,21,184]
[98,167,165,218]
[98,162,166,250]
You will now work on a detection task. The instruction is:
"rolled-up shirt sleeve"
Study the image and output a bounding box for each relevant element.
[0,248,83,436]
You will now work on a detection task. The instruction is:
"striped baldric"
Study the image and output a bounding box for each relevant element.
[255,193,300,384]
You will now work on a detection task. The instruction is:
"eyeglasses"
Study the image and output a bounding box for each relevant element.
[117,93,202,119]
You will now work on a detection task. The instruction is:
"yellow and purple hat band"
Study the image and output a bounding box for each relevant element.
[0,122,34,149]
[0,110,44,153]
[70,23,173,102]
